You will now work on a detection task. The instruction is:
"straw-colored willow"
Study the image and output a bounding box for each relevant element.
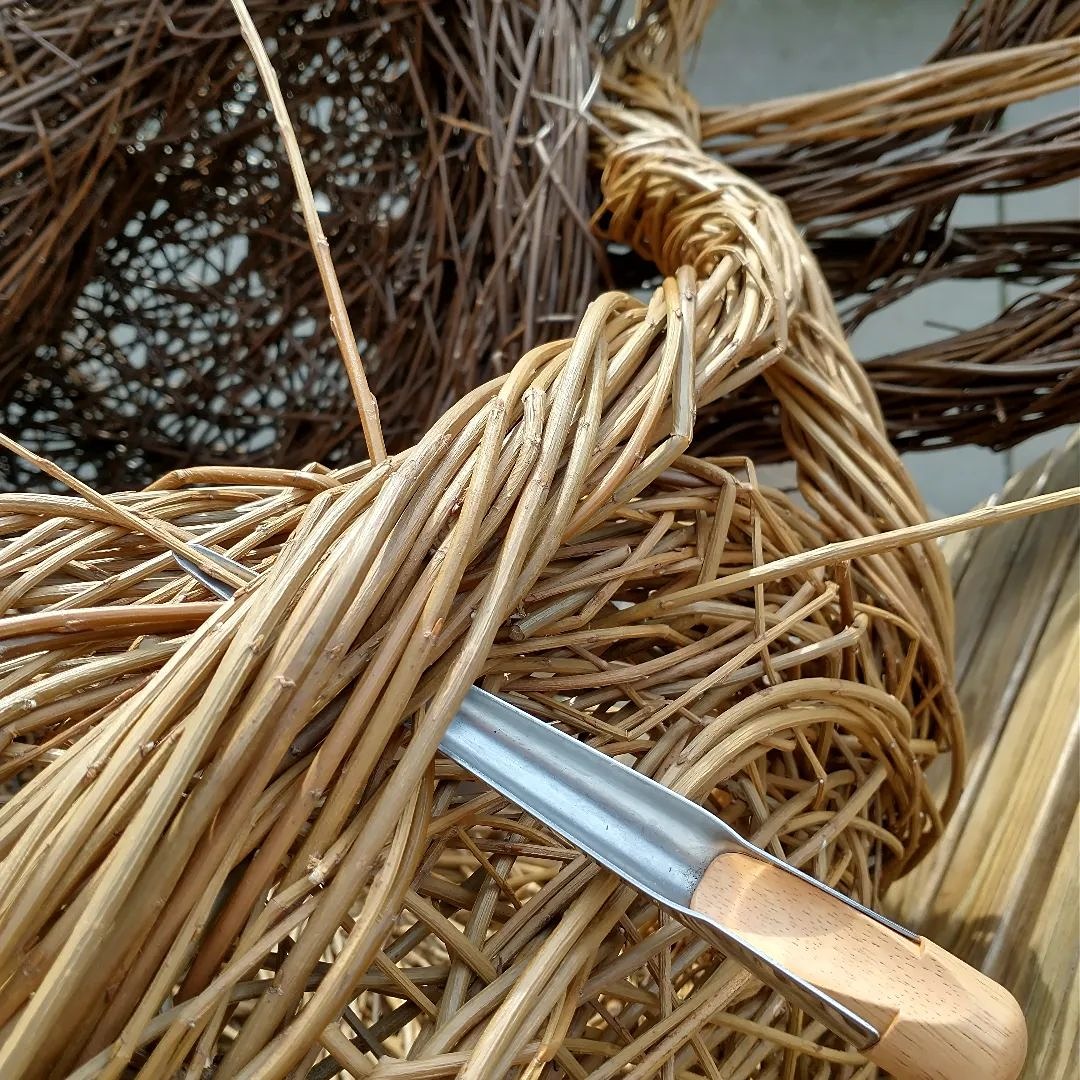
[0,9,1073,1080]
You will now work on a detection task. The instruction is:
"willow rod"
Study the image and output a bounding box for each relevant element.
[229,0,386,464]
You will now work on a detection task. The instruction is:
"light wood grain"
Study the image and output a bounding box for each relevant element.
[691,852,1026,1080]
[893,433,1080,1080]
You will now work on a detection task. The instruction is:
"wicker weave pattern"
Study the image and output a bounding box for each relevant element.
[2,1,1077,492]
[0,68,965,1075]
[0,0,602,489]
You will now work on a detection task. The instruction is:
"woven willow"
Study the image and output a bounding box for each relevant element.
[0,0,603,489]
[2,1,1077,492]
[608,0,1080,458]
[0,42,971,1072]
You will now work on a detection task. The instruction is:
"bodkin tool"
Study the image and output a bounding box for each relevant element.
[177,544,1027,1080]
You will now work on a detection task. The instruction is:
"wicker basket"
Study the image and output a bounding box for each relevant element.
[0,6,980,1076]
[0,0,604,489]
[1,1,1076,492]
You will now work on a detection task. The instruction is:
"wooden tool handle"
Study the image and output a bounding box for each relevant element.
[690,852,1026,1080]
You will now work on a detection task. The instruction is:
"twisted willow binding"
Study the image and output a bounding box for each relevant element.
[0,17,969,1070]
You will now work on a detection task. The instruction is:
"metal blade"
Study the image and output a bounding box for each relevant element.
[175,547,257,599]
[449,686,740,906]
[172,544,928,1050]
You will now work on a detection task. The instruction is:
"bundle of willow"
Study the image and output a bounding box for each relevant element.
[689,0,1080,456]
[0,0,605,489]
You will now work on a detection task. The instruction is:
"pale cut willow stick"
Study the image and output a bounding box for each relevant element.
[603,486,1080,621]
[227,0,386,464]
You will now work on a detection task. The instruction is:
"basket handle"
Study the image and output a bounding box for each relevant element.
[690,851,1027,1080]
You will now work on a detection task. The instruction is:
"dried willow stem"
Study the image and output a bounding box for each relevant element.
[626,487,1080,610]
[227,0,385,464]
[700,38,1080,147]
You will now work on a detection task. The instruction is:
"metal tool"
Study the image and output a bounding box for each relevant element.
[176,544,1027,1080]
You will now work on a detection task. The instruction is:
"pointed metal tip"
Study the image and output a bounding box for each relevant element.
[171,543,248,601]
